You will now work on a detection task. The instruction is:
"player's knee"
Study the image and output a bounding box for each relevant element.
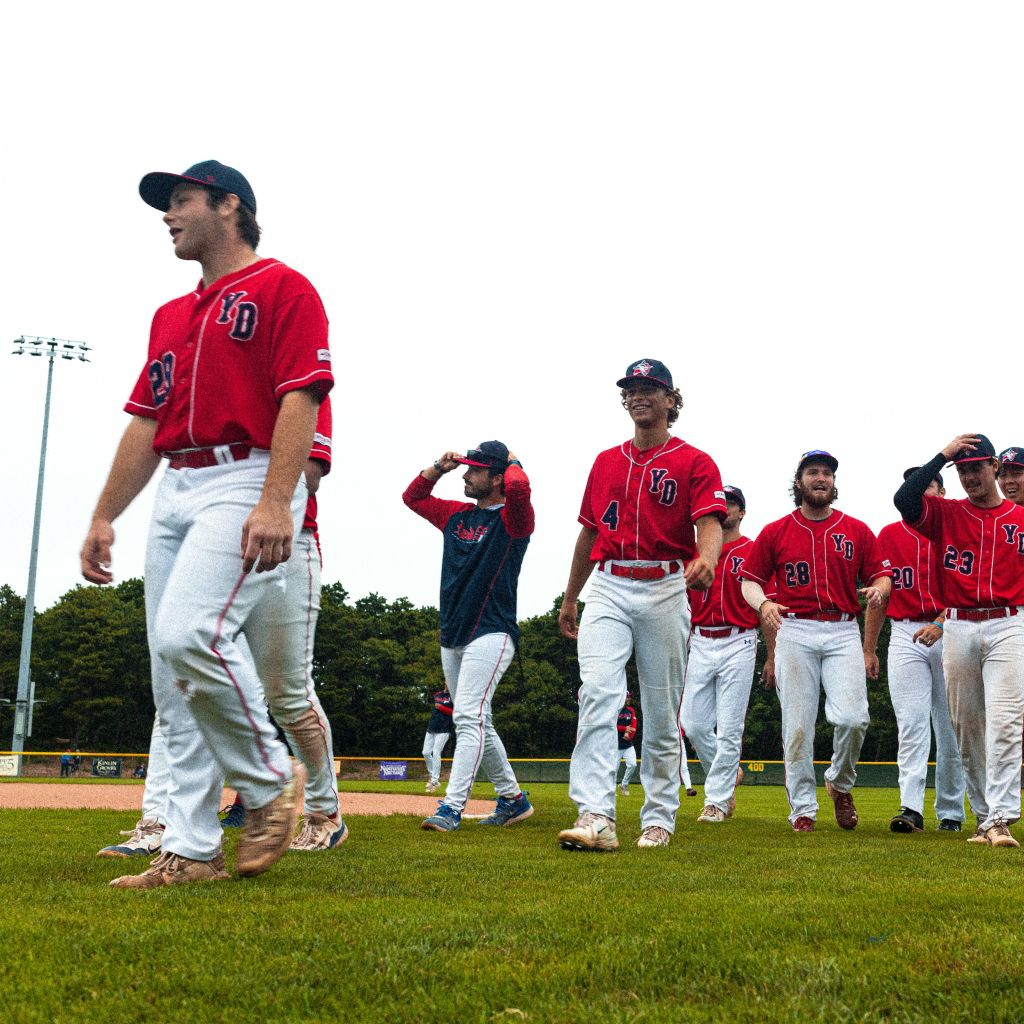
[152,620,223,675]
[832,711,869,732]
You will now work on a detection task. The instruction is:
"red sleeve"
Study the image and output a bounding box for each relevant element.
[124,313,163,419]
[578,462,599,529]
[741,526,775,588]
[500,464,535,539]
[859,523,890,584]
[310,395,332,471]
[270,292,334,402]
[689,450,727,524]
[402,473,472,531]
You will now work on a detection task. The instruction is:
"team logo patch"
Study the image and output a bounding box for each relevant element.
[313,433,332,449]
[1002,449,1019,463]
[632,360,653,377]
[217,291,259,341]
[317,348,332,363]
[881,559,891,568]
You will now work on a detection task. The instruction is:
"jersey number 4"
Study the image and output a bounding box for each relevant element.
[147,353,175,407]
[602,501,620,530]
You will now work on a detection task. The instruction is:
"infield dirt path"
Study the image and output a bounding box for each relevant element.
[0,783,493,817]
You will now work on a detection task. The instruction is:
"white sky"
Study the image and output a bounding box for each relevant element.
[2,3,1022,620]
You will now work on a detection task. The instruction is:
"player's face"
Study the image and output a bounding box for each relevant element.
[463,466,499,501]
[622,384,673,428]
[998,465,1024,504]
[797,464,835,508]
[955,459,998,503]
[163,184,226,261]
[923,479,944,499]
[723,500,745,531]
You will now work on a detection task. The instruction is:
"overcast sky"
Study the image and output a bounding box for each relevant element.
[3,3,1022,622]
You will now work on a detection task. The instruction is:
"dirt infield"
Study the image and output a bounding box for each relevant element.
[0,783,493,817]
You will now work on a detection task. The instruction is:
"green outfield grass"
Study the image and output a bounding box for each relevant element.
[1,784,1021,1024]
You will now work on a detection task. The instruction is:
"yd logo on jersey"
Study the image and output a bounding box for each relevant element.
[729,554,745,576]
[648,468,677,506]
[1001,524,1024,553]
[830,533,855,560]
[217,291,259,342]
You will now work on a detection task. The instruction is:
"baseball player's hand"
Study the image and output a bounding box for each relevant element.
[864,651,880,680]
[683,555,715,591]
[241,499,294,573]
[558,599,580,640]
[913,623,943,647]
[80,519,115,585]
[760,659,777,690]
[436,452,461,474]
[758,600,789,630]
[940,434,982,463]
[858,586,885,608]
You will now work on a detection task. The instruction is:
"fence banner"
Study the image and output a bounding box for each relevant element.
[0,755,17,777]
[91,757,122,778]
[378,760,408,781]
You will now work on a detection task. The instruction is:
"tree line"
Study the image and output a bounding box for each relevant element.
[0,581,901,761]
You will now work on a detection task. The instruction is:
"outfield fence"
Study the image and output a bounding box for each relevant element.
[0,751,955,789]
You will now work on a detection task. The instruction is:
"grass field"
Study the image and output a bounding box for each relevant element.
[2,783,1022,1024]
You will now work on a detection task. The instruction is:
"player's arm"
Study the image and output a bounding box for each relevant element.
[684,514,724,591]
[760,618,778,690]
[894,437,976,521]
[862,599,887,680]
[403,452,471,529]
[742,579,789,631]
[558,526,599,640]
[500,453,535,539]
[912,616,945,648]
[242,388,320,574]
[80,416,162,585]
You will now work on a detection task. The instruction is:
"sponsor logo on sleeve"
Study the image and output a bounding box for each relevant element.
[714,490,726,500]
[317,348,332,363]
[313,433,332,448]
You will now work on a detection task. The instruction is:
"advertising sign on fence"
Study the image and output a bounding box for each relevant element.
[91,757,122,778]
[0,755,17,777]
[378,760,408,781]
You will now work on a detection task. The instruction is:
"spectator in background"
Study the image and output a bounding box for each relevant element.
[60,749,73,778]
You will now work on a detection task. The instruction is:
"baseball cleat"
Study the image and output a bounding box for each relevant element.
[421,802,462,832]
[986,820,1020,849]
[97,818,164,858]
[220,802,246,829]
[686,788,698,798]
[478,792,533,826]
[889,807,925,834]
[792,816,815,833]
[825,780,858,830]
[424,780,440,794]
[937,819,963,833]
[966,825,991,845]
[290,813,349,851]
[636,825,671,848]
[236,762,307,877]
[558,812,618,852]
[697,804,727,824]
[620,784,630,796]
[109,849,230,889]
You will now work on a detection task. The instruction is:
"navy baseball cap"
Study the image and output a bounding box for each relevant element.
[454,441,509,469]
[723,485,746,510]
[952,434,996,464]
[139,160,257,214]
[797,449,839,473]
[904,466,944,489]
[616,358,674,390]
[998,446,1024,469]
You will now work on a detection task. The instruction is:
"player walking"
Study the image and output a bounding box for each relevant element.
[681,485,764,824]
[557,359,725,851]
[617,696,638,796]
[741,451,891,833]
[80,160,332,887]
[423,689,454,793]
[895,435,1024,848]
[863,467,966,834]
[404,441,535,832]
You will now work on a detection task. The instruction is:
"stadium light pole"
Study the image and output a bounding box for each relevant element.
[10,336,91,772]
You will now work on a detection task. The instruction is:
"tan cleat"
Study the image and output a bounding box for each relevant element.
[109,849,229,889]
[698,804,727,823]
[290,812,349,851]
[986,820,1020,849]
[558,812,618,852]
[966,825,990,844]
[237,762,307,877]
[636,825,671,848]
[825,780,858,830]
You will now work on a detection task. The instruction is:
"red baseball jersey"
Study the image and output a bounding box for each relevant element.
[876,520,944,620]
[303,396,332,534]
[579,439,726,562]
[908,496,1024,608]
[690,535,764,629]
[743,509,889,615]
[125,259,333,453]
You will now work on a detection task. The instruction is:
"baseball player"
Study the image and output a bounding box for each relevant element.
[617,696,638,795]
[423,689,454,793]
[80,160,333,888]
[864,467,966,834]
[557,358,725,851]
[680,484,764,823]
[895,435,1024,848]
[740,450,891,833]
[997,446,1024,505]
[404,441,535,832]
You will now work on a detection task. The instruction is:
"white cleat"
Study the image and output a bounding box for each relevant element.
[636,825,671,848]
[558,812,618,852]
[697,804,727,824]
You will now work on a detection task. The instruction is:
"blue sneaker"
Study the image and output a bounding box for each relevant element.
[421,802,461,832]
[220,803,246,829]
[479,792,534,826]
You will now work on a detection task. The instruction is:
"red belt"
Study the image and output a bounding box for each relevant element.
[166,444,252,470]
[694,626,753,639]
[599,561,682,581]
[894,613,943,624]
[946,607,1019,622]
[785,610,854,622]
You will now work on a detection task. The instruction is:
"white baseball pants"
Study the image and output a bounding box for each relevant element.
[775,619,868,824]
[680,630,756,813]
[145,453,305,861]
[618,745,638,787]
[422,730,452,785]
[887,620,965,821]
[440,633,520,813]
[570,569,689,832]
[943,615,1024,831]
